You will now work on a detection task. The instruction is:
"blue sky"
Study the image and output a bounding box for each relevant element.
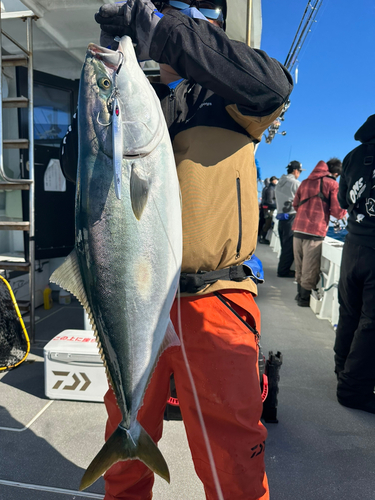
[256,0,375,183]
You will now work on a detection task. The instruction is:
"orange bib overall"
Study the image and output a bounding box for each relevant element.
[103,290,269,500]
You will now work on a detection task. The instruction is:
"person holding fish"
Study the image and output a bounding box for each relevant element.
[60,1,293,498]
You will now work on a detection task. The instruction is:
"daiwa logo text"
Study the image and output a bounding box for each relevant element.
[52,371,92,391]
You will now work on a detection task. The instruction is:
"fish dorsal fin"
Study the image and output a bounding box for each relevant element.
[130,163,150,220]
[50,249,88,307]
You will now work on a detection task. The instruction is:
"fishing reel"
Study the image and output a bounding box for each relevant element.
[332,218,347,233]
[333,220,341,233]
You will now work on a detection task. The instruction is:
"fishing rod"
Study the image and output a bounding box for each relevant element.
[264,0,324,145]
[284,0,323,74]
[283,2,312,69]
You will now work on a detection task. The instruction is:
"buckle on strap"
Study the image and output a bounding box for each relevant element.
[179,265,251,294]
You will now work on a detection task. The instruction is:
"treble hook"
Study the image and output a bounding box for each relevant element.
[97,112,112,127]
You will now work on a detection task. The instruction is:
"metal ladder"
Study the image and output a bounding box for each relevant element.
[0,10,37,343]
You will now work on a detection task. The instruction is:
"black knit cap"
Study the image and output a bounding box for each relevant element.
[354,114,375,143]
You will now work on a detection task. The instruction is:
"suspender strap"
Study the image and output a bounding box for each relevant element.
[317,177,330,203]
[180,264,253,294]
[298,176,330,207]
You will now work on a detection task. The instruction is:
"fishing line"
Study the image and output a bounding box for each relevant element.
[151,195,224,500]
[106,51,124,115]
[175,295,225,500]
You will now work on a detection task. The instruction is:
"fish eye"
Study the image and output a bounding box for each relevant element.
[98,77,111,90]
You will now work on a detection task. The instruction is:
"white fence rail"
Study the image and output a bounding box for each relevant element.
[268,217,343,328]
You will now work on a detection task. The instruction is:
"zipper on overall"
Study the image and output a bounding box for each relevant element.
[236,177,242,259]
[214,292,260,346]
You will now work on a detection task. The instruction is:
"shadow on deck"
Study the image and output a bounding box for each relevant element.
[1,246,374,499]
[256,243,375,500]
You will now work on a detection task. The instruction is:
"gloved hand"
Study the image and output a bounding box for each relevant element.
[94,0,162,61]
[99,31,121,51]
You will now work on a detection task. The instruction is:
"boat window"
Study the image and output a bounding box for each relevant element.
[34,83,71,147]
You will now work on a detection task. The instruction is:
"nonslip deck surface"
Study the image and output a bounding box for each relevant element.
[1,245,374,499]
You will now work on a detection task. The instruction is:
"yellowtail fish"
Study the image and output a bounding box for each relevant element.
[50,35,182,490]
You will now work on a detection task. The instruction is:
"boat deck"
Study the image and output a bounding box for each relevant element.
[1,244,375,499]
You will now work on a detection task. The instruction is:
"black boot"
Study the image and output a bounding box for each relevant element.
[337,395,375,414]
[258,235,270,245]
[295,283,301,301]
[297,286,310,307]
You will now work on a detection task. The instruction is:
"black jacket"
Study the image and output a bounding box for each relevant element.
[338,114,375,247]
[262,183,276,210]
[61,11,293,184]
[60,11,293,295]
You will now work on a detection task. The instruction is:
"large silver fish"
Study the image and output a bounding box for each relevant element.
[50,36,182,490]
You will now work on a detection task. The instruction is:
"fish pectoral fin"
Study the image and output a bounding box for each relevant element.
[50,249,88,310]
[130,163,150,220]
[79,421,170,491]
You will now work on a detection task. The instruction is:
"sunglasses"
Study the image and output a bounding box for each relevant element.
[157,0,224,24]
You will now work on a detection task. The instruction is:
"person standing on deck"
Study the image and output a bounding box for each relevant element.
[259,176,278,244]
[256,158,262,183]
[275,161,303,277]
[258,177,269,241]
[292,158,346,306]
[61,0,294,498]
[334,114,375,414]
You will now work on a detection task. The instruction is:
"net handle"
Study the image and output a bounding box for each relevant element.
[0,275,30,371]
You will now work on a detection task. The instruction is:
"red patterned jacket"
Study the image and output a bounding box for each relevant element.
[292,161,347,237]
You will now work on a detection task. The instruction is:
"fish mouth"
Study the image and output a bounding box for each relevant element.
[88,43,121,71]
[88,38,165,185]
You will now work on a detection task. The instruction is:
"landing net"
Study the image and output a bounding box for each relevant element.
[0,275,30,371]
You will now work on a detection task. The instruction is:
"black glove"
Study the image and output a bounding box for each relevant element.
[94,0,161,61]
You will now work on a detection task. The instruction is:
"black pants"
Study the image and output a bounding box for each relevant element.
[334,239,375,402]
[260,209,275,238]
[258,208,265,235]
[277,215,295,276]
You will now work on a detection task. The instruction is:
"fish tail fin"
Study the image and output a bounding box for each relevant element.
[79,421,170,491]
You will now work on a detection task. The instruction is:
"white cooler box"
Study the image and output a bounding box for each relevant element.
[44,329,108,402]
